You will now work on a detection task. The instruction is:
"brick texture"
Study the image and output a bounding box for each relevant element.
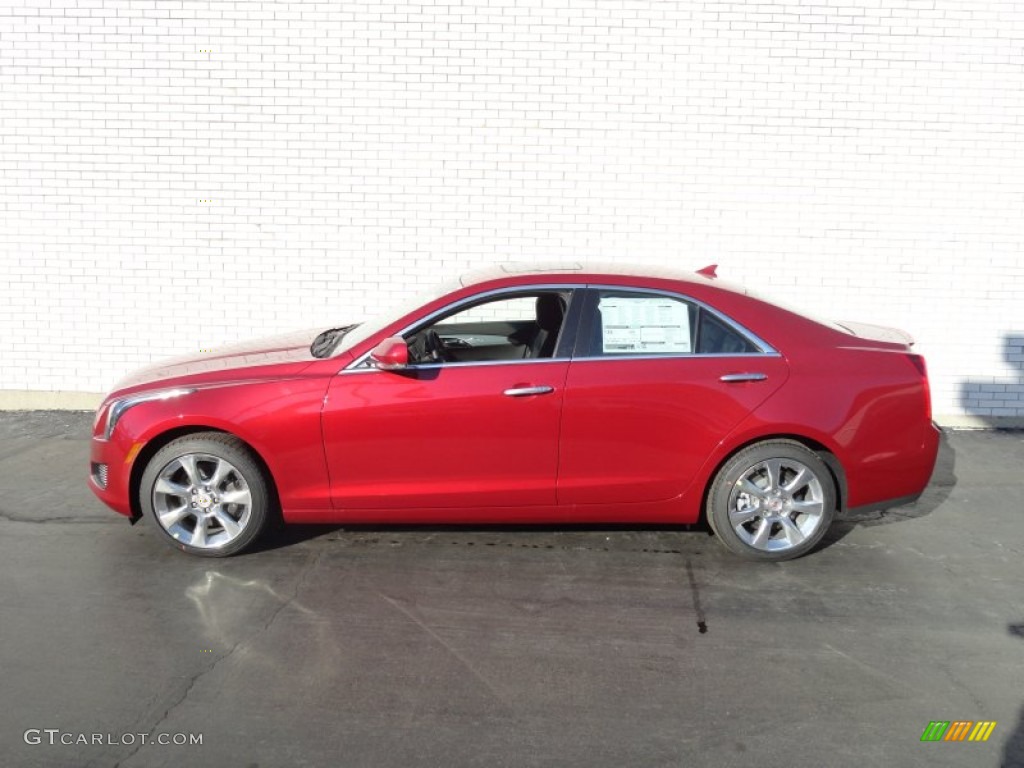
[1,0,1022,422]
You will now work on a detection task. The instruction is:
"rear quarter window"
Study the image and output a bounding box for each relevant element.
[697,311,760,354]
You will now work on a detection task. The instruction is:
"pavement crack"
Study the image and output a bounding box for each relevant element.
[933,658,989,713]
[0,508,118,525]
[376,590,511,711]
[253,549,323,639]
[111,550,323,768]
[111,654,230,768]
[822,643,906,688]
[684,558,708,634]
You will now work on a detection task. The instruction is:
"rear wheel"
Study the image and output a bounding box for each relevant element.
[706,440,836,561]
[139,432,271,557]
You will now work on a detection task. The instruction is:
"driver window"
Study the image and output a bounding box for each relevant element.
[436,297,536,325]
[406,292,570,365]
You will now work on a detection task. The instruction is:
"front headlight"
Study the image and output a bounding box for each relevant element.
[103,388,196,439]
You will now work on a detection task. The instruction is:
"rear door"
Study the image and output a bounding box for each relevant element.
[557,287,789,505]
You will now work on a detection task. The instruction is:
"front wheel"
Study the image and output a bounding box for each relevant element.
[139,432,271,557]
[706,440,836,561]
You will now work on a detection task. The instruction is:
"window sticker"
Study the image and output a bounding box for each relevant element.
[599,297,691,354]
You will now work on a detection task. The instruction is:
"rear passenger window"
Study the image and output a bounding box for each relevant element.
[587,291,697,356]
[583,290,760,356]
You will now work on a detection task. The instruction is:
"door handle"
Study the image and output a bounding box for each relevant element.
[503,385,554,397]
[719,372,767,383]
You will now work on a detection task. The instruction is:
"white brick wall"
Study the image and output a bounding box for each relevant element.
[1,0,1022,423]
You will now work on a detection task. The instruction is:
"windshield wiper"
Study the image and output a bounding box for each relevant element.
[310,324,358,358]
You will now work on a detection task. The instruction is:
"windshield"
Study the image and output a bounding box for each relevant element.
[331,277,463,356]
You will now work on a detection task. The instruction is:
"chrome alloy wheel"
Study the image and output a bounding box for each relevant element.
[151,453,252,550]
[727,457,826,553]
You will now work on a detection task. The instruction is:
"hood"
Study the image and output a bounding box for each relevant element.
[112,328,324,393]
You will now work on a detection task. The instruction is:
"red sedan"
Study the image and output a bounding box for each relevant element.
[88,263,939,561]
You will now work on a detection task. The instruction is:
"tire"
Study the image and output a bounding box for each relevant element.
[706,440,836,561]
[139,432,271,557]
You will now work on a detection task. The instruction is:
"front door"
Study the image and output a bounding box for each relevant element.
[321,288,576,512]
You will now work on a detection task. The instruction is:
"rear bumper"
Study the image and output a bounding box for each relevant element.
[845,421,942,511]
[915,421,943,492]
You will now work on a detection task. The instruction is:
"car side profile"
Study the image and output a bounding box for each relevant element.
[88,263,940,561]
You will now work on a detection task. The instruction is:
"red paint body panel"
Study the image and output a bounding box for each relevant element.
[111,329,324,394]
[89,430,135,517]
[91,372,337,517]
[322,361,568,510]
[733,348,939,508]
[88,265,940,535]
[558,356,789,504]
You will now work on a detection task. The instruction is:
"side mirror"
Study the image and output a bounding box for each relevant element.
[369,336,409,371]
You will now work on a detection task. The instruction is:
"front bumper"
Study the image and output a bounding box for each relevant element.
[88,433,137,518]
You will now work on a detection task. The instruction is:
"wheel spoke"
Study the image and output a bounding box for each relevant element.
[208,458,231,490]
[730,506,760,525]
[154,476,190,498]
[158,503,191,529]
[763,459,783,492]
[791,499,824,517]
[750,518,772,549]
[177,454,200,486]
[737,478,766,500]
[154,478,188,499]
[219,487,251,507]
[782,466,811,494]
[779,516,806,546]
[213,508,241,538]
[191,515,209,548]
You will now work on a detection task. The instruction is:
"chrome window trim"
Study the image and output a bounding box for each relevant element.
[343,357,570,375]
[570,352,779,363]
[343,283,586,373]
[341,280,779,374]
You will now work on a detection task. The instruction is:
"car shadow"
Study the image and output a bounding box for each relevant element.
[958,334,1024,427]
[816,426,958,551]
[1004,623,1024,767]
[250,519,712,556]
[248,522,345,554]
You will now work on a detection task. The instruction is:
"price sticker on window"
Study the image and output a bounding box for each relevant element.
[599,297,691,354]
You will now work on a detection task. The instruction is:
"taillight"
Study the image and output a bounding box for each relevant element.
[907,354,931,423]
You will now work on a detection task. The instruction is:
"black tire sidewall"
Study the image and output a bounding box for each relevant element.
[139,433,270,557]
[707,441,836,561]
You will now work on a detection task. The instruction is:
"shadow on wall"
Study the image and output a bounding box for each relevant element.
[959,335,1024,427]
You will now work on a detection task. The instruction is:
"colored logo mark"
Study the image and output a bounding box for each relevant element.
[921,721,997,742]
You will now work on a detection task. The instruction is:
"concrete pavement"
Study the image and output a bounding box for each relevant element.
[1,412,1022,767]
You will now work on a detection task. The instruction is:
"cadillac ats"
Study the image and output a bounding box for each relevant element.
[89,263,940,560]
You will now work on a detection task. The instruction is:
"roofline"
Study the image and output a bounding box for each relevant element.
[459,261,722,288]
